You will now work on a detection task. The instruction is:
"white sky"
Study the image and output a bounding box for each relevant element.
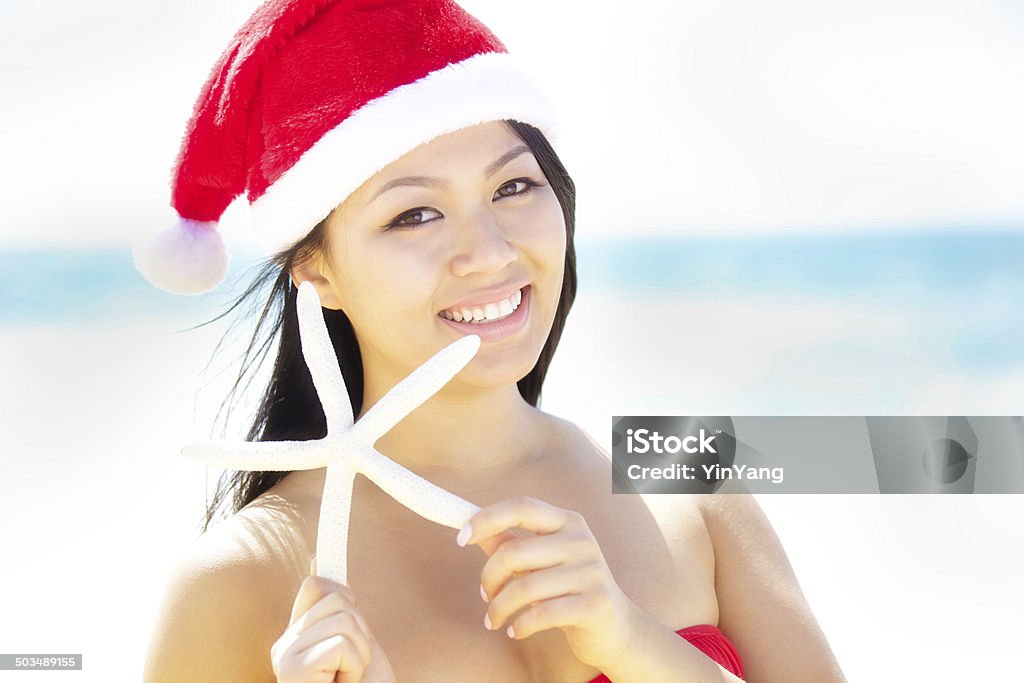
[0,0,1022,247]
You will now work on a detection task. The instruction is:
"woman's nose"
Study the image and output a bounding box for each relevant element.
[449,210,517,278]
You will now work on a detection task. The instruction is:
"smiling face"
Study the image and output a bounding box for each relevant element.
[300,121,568,399]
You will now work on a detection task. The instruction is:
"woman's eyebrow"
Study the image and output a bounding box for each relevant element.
[367,145,532,204]
[484,144,530,178]
[368,176,447,203]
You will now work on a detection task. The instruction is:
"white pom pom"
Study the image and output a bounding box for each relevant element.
[133,218,230,294]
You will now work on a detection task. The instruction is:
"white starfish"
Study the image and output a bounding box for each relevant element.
[183,281,482,584]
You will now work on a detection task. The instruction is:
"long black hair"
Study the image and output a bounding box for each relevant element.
[199,120,577,533]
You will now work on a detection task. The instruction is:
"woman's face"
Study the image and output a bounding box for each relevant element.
[312,121,567,394]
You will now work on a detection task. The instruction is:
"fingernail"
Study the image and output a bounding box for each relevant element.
[479,584,489,603]
[484,613,493,630]
[507,625,515,638]
[456,524,472,547]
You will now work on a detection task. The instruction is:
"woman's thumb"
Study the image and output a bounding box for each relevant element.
[309,553,317,576]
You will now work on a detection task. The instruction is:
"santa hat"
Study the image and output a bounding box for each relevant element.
[134,0,558,295]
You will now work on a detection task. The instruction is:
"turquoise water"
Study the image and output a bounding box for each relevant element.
[580,231,1024,371]
[2,231,1021,368]
[582,230,1023,303]
[0,247,247,325]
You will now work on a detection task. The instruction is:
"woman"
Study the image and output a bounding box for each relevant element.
[141,1,846,681]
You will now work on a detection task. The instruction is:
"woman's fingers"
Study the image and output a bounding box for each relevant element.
[273,596,371,681]
[485,562,601,632]
[504,593,598,640]
[293,633,365,681]
[480,531,596,598]
[459,495,641,670]
[289,592,351,634]
[289,574,358,626]
[274,628,367,683]
[457,496,576,552]
[292,602,372,663]
[272,557,390,683]
[476,529,518,557]
[290,610,372,669]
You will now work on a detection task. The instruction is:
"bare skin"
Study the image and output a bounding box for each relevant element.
[145,412,845,682]
[238,414,719,682]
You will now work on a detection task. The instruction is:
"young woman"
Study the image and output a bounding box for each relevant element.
[140,2,846,681]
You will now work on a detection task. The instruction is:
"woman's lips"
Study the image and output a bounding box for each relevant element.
[437,285,530,342]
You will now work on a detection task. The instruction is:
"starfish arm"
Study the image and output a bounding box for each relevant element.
[181,438,330,471]
[296,281,354,433]
[315,458,355,585]
[352,334,480,446]
[354,444,480,530]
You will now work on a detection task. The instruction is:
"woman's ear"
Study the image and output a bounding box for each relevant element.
[290,257,343,310]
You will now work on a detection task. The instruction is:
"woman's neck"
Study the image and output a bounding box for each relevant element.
[359,380,553,491]
[280,377,559,506]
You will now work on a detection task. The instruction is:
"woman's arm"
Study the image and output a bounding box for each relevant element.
[591,604,747,682]
[597,489,847,683]
[699,489,848,683]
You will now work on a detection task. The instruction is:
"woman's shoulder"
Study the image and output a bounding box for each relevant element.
[177,485,316,591]
[168,504,304,601]
[543,411,714,513]
[143,501,308,682]
[539,410,609,459]
[544,411,753,517]
[545,412,711,519]
[643,479,764,574]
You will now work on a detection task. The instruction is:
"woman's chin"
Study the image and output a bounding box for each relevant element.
[452,345,542,392]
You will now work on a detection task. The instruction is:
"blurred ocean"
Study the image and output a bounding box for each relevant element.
[4,230,1021,368]
[584,230,1024,371]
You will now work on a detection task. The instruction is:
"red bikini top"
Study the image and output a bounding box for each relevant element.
[587,624,744,682]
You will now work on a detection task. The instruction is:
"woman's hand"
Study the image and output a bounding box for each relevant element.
[457,496,644,671]
[271,555,396,683]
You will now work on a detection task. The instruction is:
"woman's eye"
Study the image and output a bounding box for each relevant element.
[385,207,442,229]
[494,178,540,199]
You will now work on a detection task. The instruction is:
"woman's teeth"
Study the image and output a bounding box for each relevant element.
[440,289,523,323]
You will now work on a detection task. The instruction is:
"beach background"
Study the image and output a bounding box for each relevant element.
[1,0,1022,680]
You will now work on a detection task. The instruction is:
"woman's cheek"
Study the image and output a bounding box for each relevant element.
[517,196,567,260]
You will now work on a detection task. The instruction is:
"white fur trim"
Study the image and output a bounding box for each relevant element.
[132,219,230,294]
[249,51,559,254]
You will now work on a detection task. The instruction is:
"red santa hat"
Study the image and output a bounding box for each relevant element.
[134,0,558,294]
